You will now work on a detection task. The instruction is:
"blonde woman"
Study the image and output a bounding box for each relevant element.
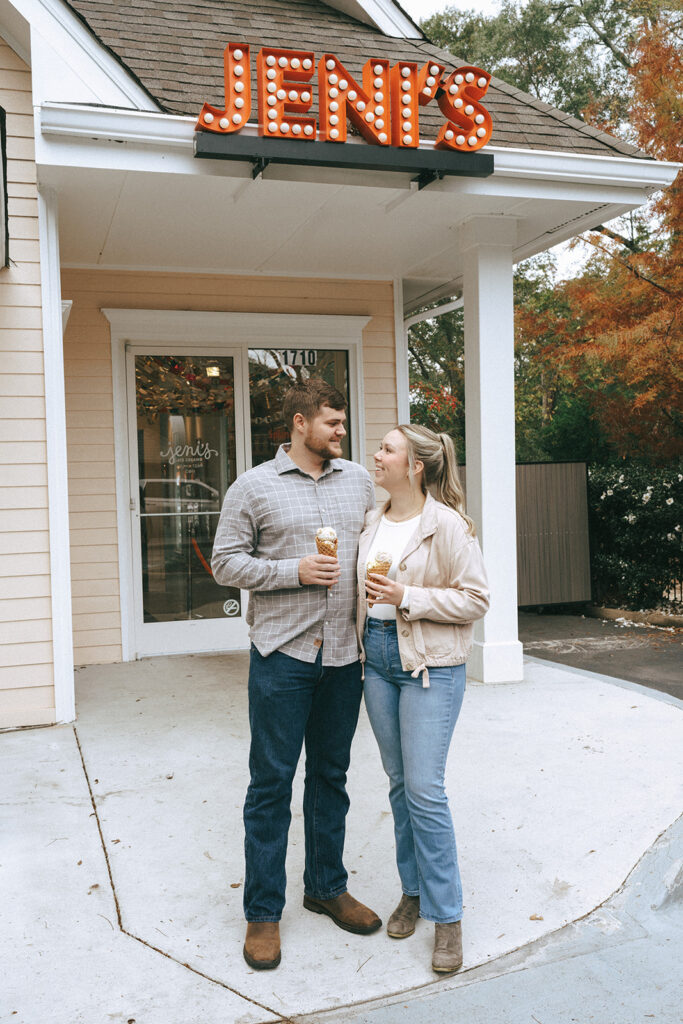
[357,424,489,973]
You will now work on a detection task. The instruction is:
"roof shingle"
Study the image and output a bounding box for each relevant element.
[64,0,646,159]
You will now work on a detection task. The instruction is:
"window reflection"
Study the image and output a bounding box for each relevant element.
[135,355,241,622]
[249,349,350,466]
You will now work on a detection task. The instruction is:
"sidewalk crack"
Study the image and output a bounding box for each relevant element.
[73,725,294,1024]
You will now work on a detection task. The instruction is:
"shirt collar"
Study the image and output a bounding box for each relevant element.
[275,443,344,478]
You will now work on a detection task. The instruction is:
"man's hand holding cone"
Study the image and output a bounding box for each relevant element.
[299,528,340,587]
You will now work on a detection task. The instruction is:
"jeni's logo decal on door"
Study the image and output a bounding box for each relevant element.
[196,44,492,153]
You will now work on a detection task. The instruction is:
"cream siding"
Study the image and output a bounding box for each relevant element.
[0,38,55,728]
[62,269,398,665]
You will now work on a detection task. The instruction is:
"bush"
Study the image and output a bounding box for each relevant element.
[587,463,682,612]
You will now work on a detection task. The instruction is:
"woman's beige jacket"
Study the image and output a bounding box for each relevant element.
[356,492,490,686]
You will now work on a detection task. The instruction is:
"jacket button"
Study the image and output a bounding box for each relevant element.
[405,663,413,670]
[402,629,409,637]
[399,563,406,571]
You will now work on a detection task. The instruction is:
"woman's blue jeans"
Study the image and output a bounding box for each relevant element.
[363,619,466,923]
[243,645,363,922]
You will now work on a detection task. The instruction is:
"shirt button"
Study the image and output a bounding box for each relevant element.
[402,629,409,637]
[399,563,406,571]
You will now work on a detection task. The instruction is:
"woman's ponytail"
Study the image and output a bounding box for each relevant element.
[396,424,476,536]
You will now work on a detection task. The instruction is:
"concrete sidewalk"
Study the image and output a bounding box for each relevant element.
[2,655,682,1024]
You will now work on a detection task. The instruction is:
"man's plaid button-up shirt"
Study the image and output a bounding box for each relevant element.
[212,444,375,666]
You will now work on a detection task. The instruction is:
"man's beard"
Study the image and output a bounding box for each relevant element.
[304,432,341,461]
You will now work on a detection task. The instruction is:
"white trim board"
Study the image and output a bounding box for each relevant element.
[322,0,422,38]
[393,278,410,424]
[2,0,158,108]
[38,186,75,722]
[37,103,680,196]
[104,309,369,661]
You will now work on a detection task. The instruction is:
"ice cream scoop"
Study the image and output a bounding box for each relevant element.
[366,551,393,607]
[316,527,338,557]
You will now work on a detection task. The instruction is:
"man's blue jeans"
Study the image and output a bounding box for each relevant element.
[243,645,363,922]
[363,619,466,923]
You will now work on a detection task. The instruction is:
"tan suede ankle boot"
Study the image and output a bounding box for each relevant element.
[432,920,463,973]
[387,894,420,938]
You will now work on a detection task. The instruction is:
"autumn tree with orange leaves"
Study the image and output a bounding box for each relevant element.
[420,1,682,464]
[552,13,682,461]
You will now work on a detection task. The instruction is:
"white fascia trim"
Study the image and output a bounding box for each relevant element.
[323,0,421,38]
[486,145,680,191]
[40,103,194,149]
[38,104,680,196]
[9,0,158,109]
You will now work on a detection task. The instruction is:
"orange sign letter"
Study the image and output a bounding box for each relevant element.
[196,43,252,133]
[257,47,317,139]
[436,66,492,152]
[319,55,391,145]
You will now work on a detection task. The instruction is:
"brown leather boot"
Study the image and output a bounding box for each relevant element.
[387,893,420,938]
[243,921,281,970]
[303,891,382,934]
[432,920,463,973]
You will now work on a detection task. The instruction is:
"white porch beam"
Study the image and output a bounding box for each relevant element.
[393,278,410,425]
[461,215,524,683]
[38,186,75,722]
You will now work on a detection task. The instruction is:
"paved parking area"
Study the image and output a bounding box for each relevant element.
[519,612,682,699]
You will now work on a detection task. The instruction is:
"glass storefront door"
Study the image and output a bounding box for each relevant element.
[127,349,249,655]
[124,340,352,658]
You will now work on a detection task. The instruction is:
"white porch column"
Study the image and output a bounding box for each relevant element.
[460,216,524,683]
[38,186,75,722]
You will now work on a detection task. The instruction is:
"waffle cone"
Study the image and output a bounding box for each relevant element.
[366,560,392,607]
[316,537,338,557]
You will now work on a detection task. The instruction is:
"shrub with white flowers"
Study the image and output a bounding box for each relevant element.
[587,463,682,611]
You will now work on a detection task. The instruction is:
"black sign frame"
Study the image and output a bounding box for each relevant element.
[194,132,493,188]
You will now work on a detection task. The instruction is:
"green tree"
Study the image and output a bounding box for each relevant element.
[514,255,613,462]
[408,308,466,458]
[421,0,678,128]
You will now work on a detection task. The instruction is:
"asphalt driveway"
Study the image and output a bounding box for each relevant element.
[519,611,682,700]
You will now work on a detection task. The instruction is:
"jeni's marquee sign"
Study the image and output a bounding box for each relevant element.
[196,44,493,153]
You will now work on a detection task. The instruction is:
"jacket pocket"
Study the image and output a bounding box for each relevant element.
[421,620,458,656]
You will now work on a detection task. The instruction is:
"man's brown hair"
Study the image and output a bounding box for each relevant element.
[282,378,347,431]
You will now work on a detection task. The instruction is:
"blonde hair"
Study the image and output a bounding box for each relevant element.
[396,423,476,536]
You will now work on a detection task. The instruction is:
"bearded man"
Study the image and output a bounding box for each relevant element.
[212,378,380,970]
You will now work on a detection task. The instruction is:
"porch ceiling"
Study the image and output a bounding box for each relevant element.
[45,161,638,310]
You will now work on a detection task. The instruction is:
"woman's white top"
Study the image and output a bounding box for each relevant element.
[366,513,420,620]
